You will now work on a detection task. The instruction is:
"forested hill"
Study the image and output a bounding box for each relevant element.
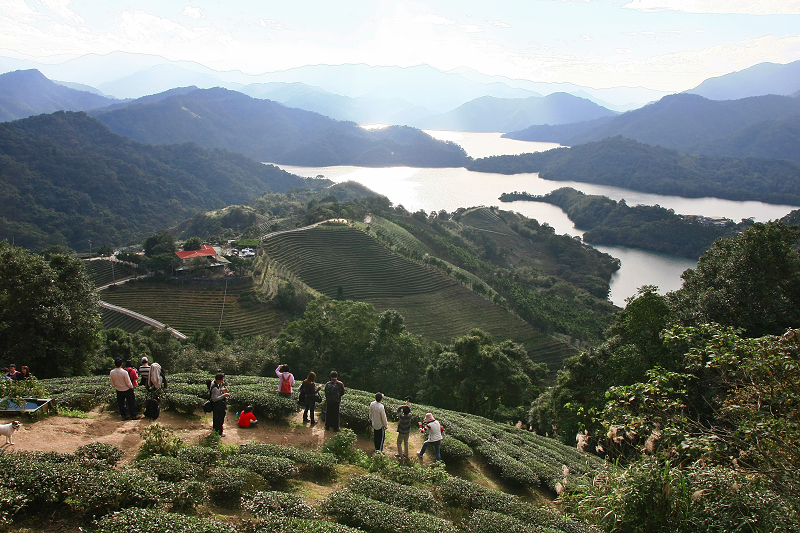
[503,93,800,164]
[468,136,800,206]
[0,111,321,251]
[91,87,470,167]
[0,69,118,122]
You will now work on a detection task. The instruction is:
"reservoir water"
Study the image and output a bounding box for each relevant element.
[274,131,799,306]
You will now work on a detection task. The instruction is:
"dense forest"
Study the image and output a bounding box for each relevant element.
[469,136,800,205]
[503,93,800,164]
[0,111,322,251]
[502,187,750,258]
[92,88,470,167]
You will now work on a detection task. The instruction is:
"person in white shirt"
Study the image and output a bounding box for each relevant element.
[276,364,295,398]
[110,358,140,420]
[369,392,389,453]
[417,412,444,462]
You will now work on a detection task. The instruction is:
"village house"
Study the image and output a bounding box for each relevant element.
[174,245,230,276]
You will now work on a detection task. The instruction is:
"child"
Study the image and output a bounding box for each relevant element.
[238,405,258,428]
[396,404,413,458]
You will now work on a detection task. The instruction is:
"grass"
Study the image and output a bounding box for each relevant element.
[99,279,288,338]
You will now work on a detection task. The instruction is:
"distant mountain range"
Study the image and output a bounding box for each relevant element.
[90,87,470,167]
[0,69,118,122]
[412,93,618,132]
[468,136,800,206]
[686,60,800,101]
[504,93,800,163]
[0,111,320,251]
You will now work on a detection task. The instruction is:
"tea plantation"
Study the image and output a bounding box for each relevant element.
[258,226,575,368]
[84,258,140,287]
[3,374,601,533]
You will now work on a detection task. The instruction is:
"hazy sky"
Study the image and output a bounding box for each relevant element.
[1,0,799,91]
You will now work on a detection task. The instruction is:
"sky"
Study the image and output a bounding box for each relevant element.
[1,0,799,91]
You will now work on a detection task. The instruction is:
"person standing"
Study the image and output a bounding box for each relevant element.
[209,373,230,436]
[138,357,151,388]
[5,365,21,381]
[300,372,321,425]
[369,392,388,453]
[110,358,140,420]
[324,371,345,432]
[124,360,139,389]
[396,402,413,458]
[417,413,444,462]
[276,364,295,398]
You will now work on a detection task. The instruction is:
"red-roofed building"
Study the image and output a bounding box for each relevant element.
[175,245,217,261]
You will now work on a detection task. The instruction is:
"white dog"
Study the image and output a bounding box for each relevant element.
[0,421,21,445]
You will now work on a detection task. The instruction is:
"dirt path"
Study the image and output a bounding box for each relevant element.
[0,407,428,461]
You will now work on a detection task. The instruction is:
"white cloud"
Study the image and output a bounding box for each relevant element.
[414,13,457,25]
[41,0,83,23]
[581,34,594,41]
[182,6,204,19]
[460,24,483,33]
[0,0,38,20]
[258,19,285,30]
[622,0,800,15]
[485,18,511,28]
[616,48,632,53]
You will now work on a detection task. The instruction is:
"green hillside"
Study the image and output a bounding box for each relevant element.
[0,111,322,251]
[99,306,149,333]
[99,279,289,338]
[83,258,140,287]
[256,225,575,370]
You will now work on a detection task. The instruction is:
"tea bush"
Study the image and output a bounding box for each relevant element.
[439,437,472,461]
[0,487,25,524]
[95,508,234,533]
[73,442,124,467]
[170,480,208,512]
[464,510,558,533]
[178,446,222,468]
[321,429,369,466]
[322,490,458,533]
[229,386,301,420]
[225,455,299,483]
[167,393,207,414]
[53,392,98,411]
[347,474,440,513]
[238,444,338,479]
[244,516,363,533]
[206,466,266,508]
[137,456,199,482]
[243,490,317,518]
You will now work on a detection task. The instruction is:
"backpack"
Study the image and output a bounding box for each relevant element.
[325,380,341,404]
[144,397,160,419]
[298,382,307,403]
[279,373,292,394]
[148,362,165,390]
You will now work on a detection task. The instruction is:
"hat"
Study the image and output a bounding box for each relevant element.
[141,356,149,364]
[423,413,435,424]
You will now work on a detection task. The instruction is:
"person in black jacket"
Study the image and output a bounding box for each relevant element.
[324,371,345,432]
[300,371,322,425]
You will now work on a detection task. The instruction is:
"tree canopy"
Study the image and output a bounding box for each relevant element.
[0,241,101,377]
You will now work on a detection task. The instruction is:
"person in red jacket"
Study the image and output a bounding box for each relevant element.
[238,405,258,428]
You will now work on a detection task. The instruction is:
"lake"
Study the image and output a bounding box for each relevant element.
[274,131,799,306]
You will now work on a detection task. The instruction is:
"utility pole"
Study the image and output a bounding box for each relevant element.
[88,239,92,256]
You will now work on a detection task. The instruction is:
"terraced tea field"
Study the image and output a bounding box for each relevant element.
[260,226,575,368]
[99,306,149,333]
[99,281,287,338]
[84,259,139,287]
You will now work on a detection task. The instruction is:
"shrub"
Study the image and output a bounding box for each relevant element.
[206,466,266,508]
[321,429,368,466]
[225,455,299,483]
[168,393,207,414]
[347,474,440,513]
[439,437,473,462]
[95,508,233,533]
[74,442,124,467]
[137,456,199,482]
[178,446,221,468]
[137,423,185,459]
[170,480,207,512]
[53,392,98,411]
[244,517,362,533]
[0,487,25,524]
[243,490,317,518]
[321,490,458,533]
[464,510,557,533]
[229,387,301,420]
[238,444,338,479]
[381,462,448,486]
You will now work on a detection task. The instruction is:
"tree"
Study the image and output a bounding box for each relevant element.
[669,222,800,337]
[183,237,203,251]
[143,230,177,257]
[0,241,101,377]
